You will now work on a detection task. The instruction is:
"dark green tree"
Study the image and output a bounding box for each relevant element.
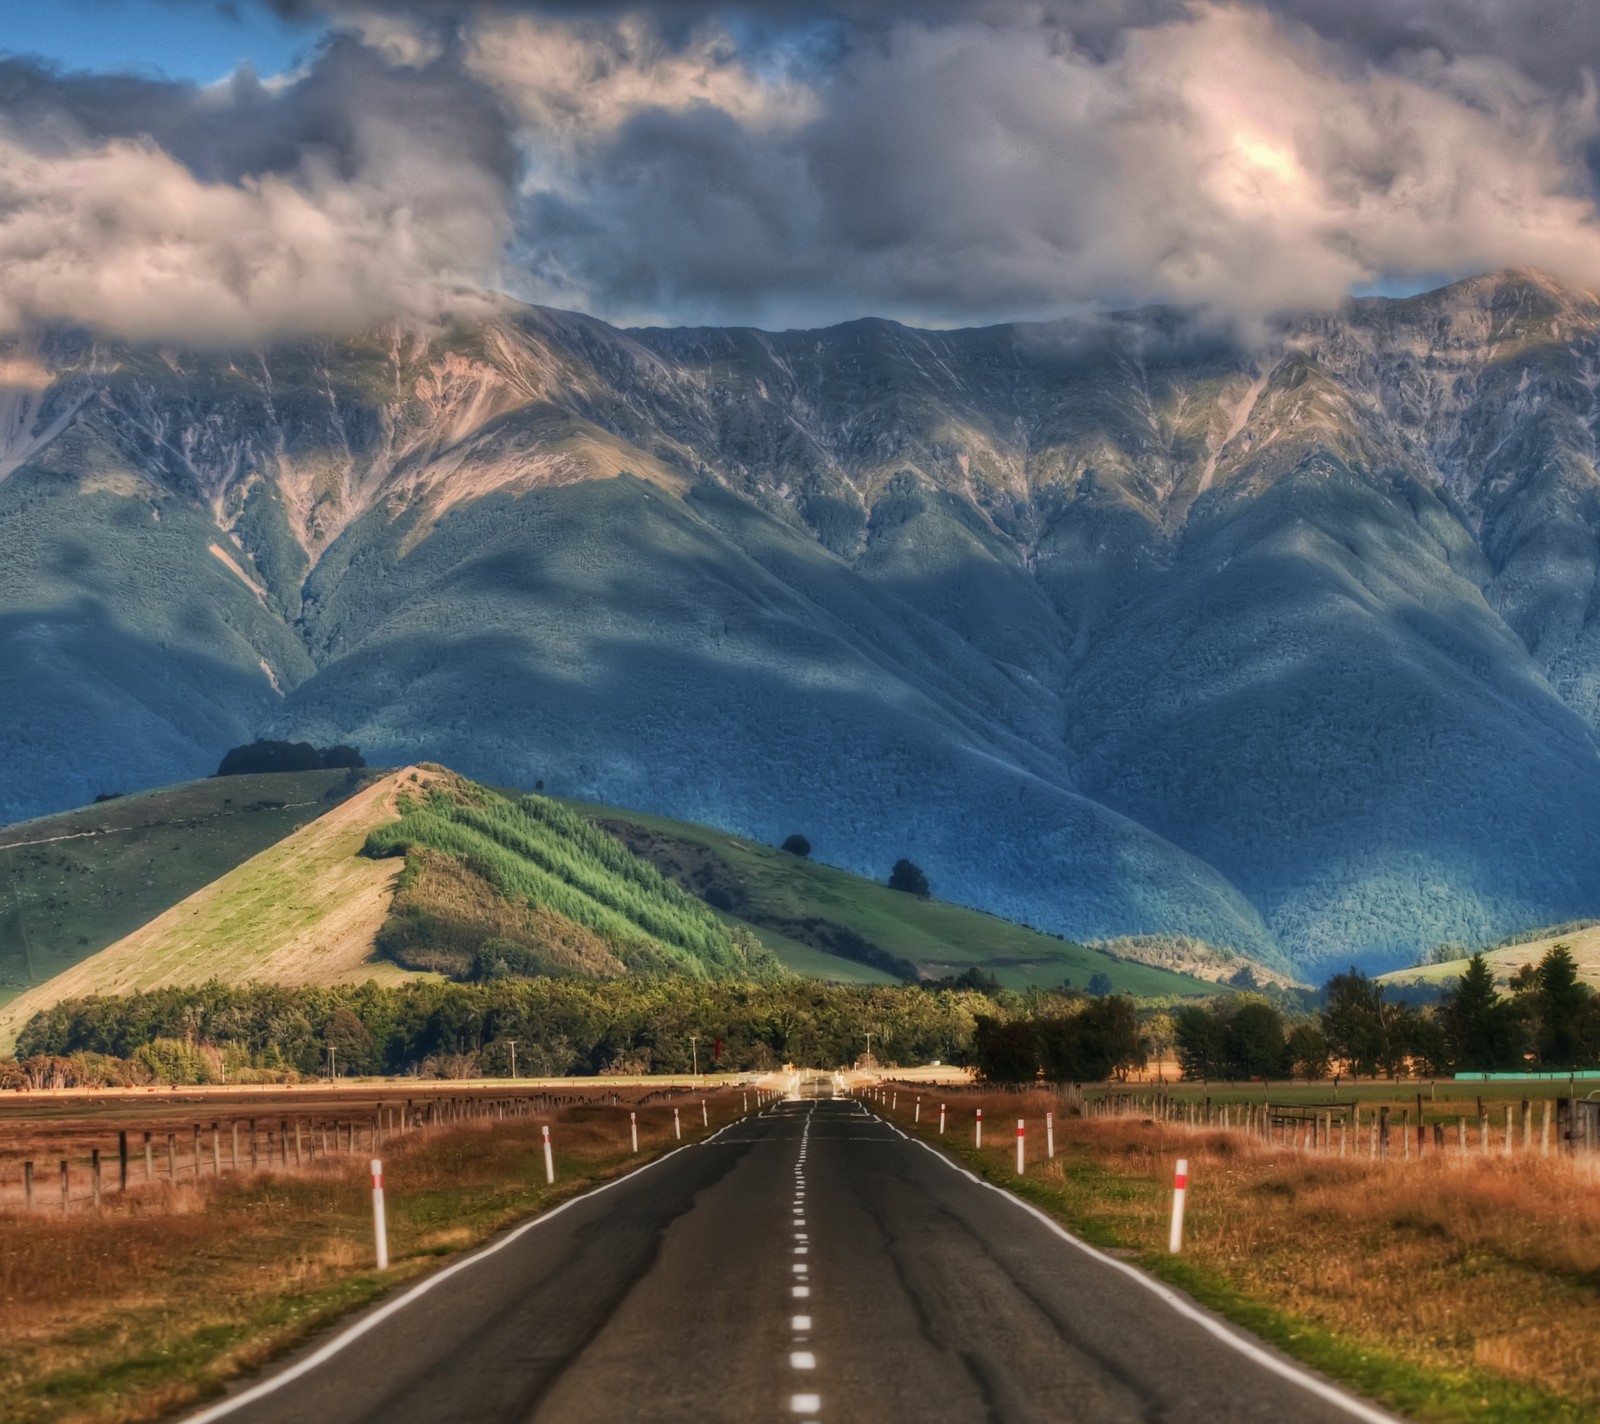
[1284,1022,1330,1081]
[1173,1003,1228,1080]
[1534,943,1595,1068]
[1225,1001,1285,1080]
[1441,953,1516,1071]
[1321,968,1387,1077]
[888,859,931,897]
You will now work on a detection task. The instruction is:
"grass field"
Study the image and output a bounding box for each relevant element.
[0,771,364,1010]
[0,771,435,1052]
[875,1085,1600,1423]
[571,800,1217,996]
[0,1085,748,1424]
[1382,923,1600,991]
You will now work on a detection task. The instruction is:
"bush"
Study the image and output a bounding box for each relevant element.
[889,858,931,898]
[216,740,366,776]
[780,834,812,857]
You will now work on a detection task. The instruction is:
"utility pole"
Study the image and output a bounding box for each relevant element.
[690,1035,700,1079]
[507,1039,518,1080]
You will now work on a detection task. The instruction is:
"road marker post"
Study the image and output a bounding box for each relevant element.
[1046,1111,1055,1159]
[630,1112,639,1154]
[674,1108,682,1140]
[542,1126,555,1185]
[370,1159,389,1270]
[702,1100,708,1127]
[975,1108,983,1148]
[1016,1120,1025,1175]
[892,1093,898,1111]
[915,1097,921,1123]
[939,1103,946,1134]
[1168,1159,1189,1253]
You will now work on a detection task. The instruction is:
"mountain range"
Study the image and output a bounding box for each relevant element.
[4,268,1600,976]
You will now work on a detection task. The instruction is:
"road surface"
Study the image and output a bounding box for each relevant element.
[186,1086,1394,1424]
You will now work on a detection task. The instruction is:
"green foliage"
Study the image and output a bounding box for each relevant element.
[363,784,778,982]
[15,977,1016,1077]
[888,859,931,898]
[1440,953,1518,1071]
[216,740,365,776]
[972,996,1146,1083]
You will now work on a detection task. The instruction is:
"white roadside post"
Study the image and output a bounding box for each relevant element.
[542,1126,555,1185]
[674,1108,682,1141]
[1168,1159,1189,1254]
[939,1103,946,1135]
[1046,1110,1055,1159]
[702,1099,708,1127]
[975,1108,983,1149]
[630,1112,639,1154]
[1015,1120,1025,1175]
[915,1097,922,1124]
[892,1093,898,1111]
[370,1159,388,1270]
[743,1093,749,1112]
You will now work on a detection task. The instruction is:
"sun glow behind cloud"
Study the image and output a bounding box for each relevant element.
[2,1,1600,342]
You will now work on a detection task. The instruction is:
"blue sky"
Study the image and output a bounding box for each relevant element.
[2,0,319,83]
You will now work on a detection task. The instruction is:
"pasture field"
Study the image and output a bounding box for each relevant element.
[0,1081,753,1424]
[0,771,363,1010]
[876,1082,1600,1424]
[571,799,1218,995]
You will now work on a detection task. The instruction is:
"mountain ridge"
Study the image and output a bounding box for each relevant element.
[4,269,1600,973]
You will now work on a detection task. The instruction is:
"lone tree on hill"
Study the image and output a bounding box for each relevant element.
[888,858,930,898]
[780,834,812,857]
[216,740,365,776]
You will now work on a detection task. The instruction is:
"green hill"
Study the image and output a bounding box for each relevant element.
[1379,922,1600,992]
[0,769,367,1009]
[577,802,1218,996]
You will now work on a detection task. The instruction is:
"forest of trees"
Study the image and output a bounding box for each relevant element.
[1169,944,1600,1081]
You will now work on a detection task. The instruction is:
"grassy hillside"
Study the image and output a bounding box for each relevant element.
[365,778,775,981]
[576,801,1216,996]
[1380,922,1600,992]
[0,769,365,1009]
[0,769,433,1050]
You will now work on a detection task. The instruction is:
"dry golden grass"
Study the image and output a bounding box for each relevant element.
[890,1086,1600,1420]
[0,1087,744,1424]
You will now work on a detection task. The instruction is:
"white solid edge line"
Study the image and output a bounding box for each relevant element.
[901,1130,1399,1424]
[183,1114,752,1424]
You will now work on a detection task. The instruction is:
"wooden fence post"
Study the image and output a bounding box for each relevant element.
[59,1159,69,1215]
[1378,1106,1390,1161]
[1504,1103,1514,1157]
[167,1133,176,1182]
[212,1122,221,1175]
[92,1149,101,1211]
[250,1120,258,1171]
[1522,1100,1532,1152]
[231,1120,240,1171]
[23,1160,33,1211]
[119,1130,128,1191]
[144,1131,153,1181]
[1458,1116,1467,1154]
[1541,1100,1552,1157]
[1478,1099,1489,1156]
[193,1125,202,1178]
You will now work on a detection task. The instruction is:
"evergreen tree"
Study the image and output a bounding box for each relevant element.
[1535,943,1595,1068]
[1321,968,1386,1077]
[1441,952,1514,1071]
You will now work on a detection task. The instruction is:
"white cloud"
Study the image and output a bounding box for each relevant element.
[0,103,507,345]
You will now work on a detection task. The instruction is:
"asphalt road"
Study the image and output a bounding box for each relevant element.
[186,1086,1395,1424]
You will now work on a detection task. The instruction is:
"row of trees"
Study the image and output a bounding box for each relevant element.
[11,978,1020,1081]
[1170,944,1600,1081]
